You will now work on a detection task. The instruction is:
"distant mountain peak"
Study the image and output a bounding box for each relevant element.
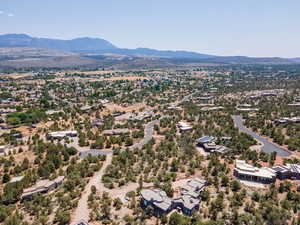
[1,33,31,38]
[0,33,117,51]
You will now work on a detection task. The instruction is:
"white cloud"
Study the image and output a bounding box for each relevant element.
[0,11,4,15]
[8,13,14,17]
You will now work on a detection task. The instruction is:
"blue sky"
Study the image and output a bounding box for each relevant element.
[1,0,300,57]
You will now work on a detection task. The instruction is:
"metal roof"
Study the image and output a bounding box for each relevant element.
[196,136,214,144]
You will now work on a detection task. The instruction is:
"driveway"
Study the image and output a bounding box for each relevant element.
[70,154,112,225]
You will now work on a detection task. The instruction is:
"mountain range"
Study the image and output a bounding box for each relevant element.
[0,33,299,68]
[0,34,212,59]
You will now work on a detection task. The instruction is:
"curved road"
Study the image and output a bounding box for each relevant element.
[232,115,291,157]
[79,118,160,159]
[70,94,191,224]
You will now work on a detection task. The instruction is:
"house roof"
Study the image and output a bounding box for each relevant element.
[286,164,300,173]
[196,136,214,144]
[173,195,200,210]
[272,165,289,173]
[141,189,172,211]
[102,128,130,135]
[22,176,64,197]
[235,160,276,179]
[10,176,24,183]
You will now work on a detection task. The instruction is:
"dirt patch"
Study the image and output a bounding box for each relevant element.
[103,103,147,114]
[3,72,33,79]
[12,150,36,164]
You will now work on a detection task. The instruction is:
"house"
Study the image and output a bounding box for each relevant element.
[180,178,207,199]
[10,176,24,183]
[0,145,6,153]
[115,112,134,121]
[74,220,89,225]
[167,106,183,111]
[287,103,300,106]
[48,130,77,139]
[99,99,109,105]
[177,121,193,132]
[200,106,224,111]
[236,107,259,112]
[234,160,276,183]
[173,195,200,216]
[261,92,277,97]
[141,178,207,216]
[80,105,93,111]
[140,189,173,214]
[274,117,300,124]
[273,164,300,180]
[102,128,130,136]
[286,164,300,179]
[197,96,214,101]
[272,165,291,179]
[91,119,103,127]
[21,176,65,200]
[195,136,215,147]
[111,112,124,117]
[45,110,62,115]
[274,118,289,124]
[202,142,228,154]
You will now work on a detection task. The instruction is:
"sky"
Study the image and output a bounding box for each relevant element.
[1,0,300,58]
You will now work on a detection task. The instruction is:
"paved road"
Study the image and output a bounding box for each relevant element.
[175,92,195,106]
[128,119,160,150]
[232,115,291,157]
[70,154,112,225]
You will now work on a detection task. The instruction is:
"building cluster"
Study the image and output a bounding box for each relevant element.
[140,178,207,216]
[21,176,65,200]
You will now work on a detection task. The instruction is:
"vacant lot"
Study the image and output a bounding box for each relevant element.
[103,102,147,114]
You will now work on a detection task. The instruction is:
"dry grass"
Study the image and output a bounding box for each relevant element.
[3,72,33,79]
[102,103,147,114]
[102,76,150,81]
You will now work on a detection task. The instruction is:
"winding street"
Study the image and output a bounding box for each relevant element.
[232,115,291,157]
